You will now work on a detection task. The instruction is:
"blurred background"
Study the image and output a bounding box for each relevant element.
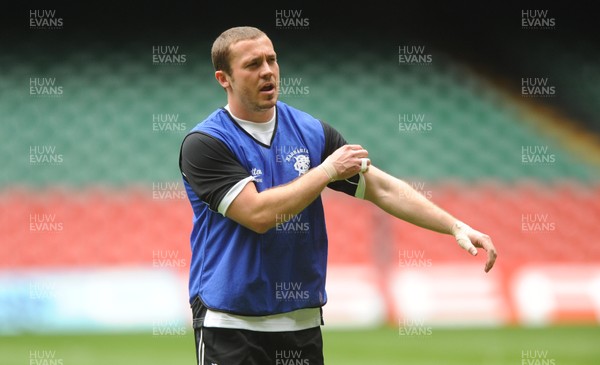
[1,2,599,364]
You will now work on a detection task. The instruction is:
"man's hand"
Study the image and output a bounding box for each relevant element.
[452,221,498,273]
[225,144,368,234]
[320,144,369,181]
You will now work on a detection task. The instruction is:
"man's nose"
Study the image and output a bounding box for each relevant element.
[259,61,274,76]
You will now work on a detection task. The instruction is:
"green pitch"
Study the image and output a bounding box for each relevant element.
[3,325,599,365]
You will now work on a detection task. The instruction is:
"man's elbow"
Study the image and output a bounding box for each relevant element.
[247,221,273,234]
[235,211,274,234]
[226,192,275,234]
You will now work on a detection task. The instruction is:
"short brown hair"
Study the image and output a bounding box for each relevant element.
[211,26,267,75]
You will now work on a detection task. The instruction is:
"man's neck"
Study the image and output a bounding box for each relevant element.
[227,103,275,123]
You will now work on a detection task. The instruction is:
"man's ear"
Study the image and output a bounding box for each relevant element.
[215,70,230,89]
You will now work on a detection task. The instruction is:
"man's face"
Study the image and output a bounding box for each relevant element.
[223,36,279,116]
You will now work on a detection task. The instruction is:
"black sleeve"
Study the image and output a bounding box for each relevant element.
[179,132,251,211]
[320,121,361,196]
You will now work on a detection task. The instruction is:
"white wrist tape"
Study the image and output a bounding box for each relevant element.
[319,162,337,182]
[452,221,477,255]
[360,158,370,173]
[355,172,366,199]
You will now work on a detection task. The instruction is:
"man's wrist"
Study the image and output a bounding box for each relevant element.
[451,221,478,255]
[319,162,337,183]
[451,221,470,235]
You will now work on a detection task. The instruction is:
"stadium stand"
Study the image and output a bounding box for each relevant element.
[1,31,599,330]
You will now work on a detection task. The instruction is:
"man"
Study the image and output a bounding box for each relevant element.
[179,26,497,365]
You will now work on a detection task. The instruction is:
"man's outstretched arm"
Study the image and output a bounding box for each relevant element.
[363,165,497,272]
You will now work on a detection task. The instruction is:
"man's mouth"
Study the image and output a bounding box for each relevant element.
[260,83,275,92]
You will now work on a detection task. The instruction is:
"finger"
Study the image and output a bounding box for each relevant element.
[484,248,497,273]
[344,144,364,151]
[351,149,369,158]
[473,235,497,272]
[343,144,368,155]
[455,233,478,256]
[473,236,497,273]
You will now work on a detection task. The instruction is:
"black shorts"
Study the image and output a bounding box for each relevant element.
[192,297,324,365]
[195,326,324,365]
